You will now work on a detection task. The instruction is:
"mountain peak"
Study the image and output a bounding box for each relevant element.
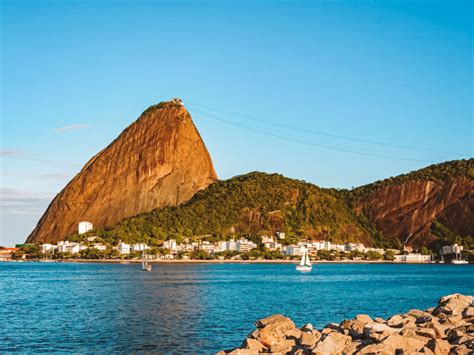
[26,100,217,243]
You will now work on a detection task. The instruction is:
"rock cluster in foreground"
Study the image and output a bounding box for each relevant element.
[219,293,473,354]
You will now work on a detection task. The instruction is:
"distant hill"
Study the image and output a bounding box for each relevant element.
[348,159,473,248]
[70,159,473,250]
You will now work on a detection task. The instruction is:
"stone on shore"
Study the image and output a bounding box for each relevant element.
[218,293,473,355]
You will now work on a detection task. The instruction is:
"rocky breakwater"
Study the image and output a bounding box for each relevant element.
[218,293,473,354]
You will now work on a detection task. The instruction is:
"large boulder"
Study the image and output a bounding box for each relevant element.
[312,332,351,354]
[253,315,296,350]
[434,294,473,317]
[363,322,399,341]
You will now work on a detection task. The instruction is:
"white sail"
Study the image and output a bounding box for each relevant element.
[299,249,306,266]
[305,252,311,267]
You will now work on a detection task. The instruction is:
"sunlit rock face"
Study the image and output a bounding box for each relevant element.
[26,100,217,243]
[356,177,474,247]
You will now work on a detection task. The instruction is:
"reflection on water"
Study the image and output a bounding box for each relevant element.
[1,263,473,353]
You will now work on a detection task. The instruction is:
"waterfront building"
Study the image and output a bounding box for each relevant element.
[364,247,385,254]
[441,244,463,255]
[78,221,93,234]
[131,243,148,252]
[285,245,305,256]
[58,241,84,254]
[117,242,131,255]
[226,239,237,251]
[0,248,17,261]
[312,240,331,251]
[394,253,431,263]
[236,239,257,252]
[41,244,58,253]
[200,241,215,253]
[216,241,228,252]
[163,239,177,251]
[92,243,107,251]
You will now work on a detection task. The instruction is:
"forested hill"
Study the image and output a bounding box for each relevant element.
[77,172,374,247]
[347,158,474,204]
[69,159,473,249]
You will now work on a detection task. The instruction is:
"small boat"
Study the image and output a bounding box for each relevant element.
[141,250,152,271]
[451,251,468,264]
[296,247,312,272]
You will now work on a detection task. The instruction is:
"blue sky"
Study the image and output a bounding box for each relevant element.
[1,0,472,246]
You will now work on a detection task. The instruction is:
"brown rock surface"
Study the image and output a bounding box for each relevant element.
[355,177,473,247]
[26,100,217,243]
[219,293,473,355]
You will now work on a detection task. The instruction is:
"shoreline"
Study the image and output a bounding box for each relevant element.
[1,259,460,264]
[219,293,474,354]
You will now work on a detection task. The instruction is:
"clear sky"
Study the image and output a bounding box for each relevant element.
[1,0,472,247]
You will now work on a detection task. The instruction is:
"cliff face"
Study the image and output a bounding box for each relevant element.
[355,177,473,247]
[26,100,217,243]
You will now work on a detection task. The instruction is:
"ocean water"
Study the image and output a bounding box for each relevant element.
[1,262,473,353]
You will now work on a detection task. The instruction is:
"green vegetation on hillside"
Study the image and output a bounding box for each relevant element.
[69,173,375,246]
[66,159,473,249]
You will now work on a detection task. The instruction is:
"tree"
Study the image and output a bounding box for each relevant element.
[317,250,333,260]
[420,246,431,255]
[365,251,383,260]
[384,250,395,261]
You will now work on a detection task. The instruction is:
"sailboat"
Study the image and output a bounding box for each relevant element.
[296,247,312,272]
[451,250,468,264]
[141,250,152,271]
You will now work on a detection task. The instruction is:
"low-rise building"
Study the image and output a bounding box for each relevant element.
[226,240,237,251]
[163,239,177,251]
[0,248,17,261]
[394,253,431,263]
[200,241,216,253]
[131,243,148,252]
[441,244,463,255]
[58,241,84,254]
[236,239,257,252]
[117,242,131,255]
[216,241,228,252]
[92,243,107,251]
[285,245,305,256]
[78,221,93,234]
[41,244,58,253]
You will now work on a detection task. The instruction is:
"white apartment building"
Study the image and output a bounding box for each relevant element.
[344,243,366,252]
[226,240,237,251]
[441,244,463,255]
[236,239,257,252]
[200,241,215,253]
[163,239,177,251]
[58,241,85,254]
[92,243,107,251]
[131,243,148,252]
[117,242,131,255]
[216,241,228,252]
[285,245,305,256]
[41,244,58,253]
[78,221,93,234]
[394,254,431,263]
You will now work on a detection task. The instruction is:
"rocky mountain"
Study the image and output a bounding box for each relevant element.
[79,159,473,249]
[26,99,217,244]
[349,159,473,248]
